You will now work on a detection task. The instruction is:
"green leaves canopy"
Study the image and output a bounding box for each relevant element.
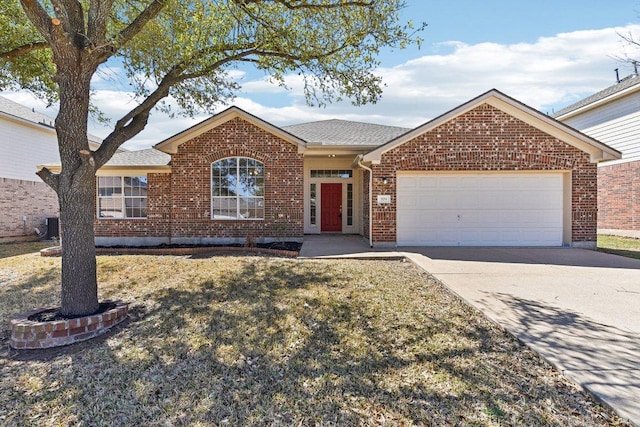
[1,0,421,118]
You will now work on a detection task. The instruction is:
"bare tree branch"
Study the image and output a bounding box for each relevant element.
[0,41,48,60]
[88,0,114,50]
[93,68,181,168]
[60,0,86,43]
[19,0,58,43]
[36,167,60,194]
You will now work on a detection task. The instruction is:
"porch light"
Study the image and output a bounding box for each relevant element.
[382,177,388,184]
[328,154,336,158]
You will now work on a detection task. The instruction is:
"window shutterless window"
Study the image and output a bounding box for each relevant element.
[211,157,264,220]
[310,169,353,178]
[97,176,148,218]
[347,183,353,226]
[310,183,317,226]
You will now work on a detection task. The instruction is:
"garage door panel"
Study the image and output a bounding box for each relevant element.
[397,173,564,246]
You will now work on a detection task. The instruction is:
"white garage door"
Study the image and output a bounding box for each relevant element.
[397,173,564,246]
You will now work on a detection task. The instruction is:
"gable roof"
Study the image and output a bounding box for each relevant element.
[362,89,621,164]
[553,74,640,120]
[283,119,410,147]
[0,95,103,144]
[155,106,306,154]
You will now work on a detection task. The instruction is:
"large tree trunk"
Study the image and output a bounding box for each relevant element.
[58,169,99,317]
[55,63,100,317]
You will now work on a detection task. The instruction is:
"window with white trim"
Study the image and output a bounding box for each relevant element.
[310,169,353,178]
[97,176,148,218]
[310,183,317,226]
[347,183,353,226]
[211,157,264,220]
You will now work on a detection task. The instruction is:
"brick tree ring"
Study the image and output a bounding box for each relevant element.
[9,300,129,349]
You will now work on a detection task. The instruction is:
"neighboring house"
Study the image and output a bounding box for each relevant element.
[554,74,640,238]
[0,96,102,238]
[45,89,618,248]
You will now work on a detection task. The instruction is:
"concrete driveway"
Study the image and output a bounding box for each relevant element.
[403,247,640,425]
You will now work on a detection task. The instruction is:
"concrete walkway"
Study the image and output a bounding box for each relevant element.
[299,236,640,425]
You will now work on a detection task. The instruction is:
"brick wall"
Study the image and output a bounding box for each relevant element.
[170,117,304,241]
[0,177,58,238]
[94,172,172,239]
[94,117,304,244]
[598,161,640,231]
[370,104,597,245]
[362,169,370,240]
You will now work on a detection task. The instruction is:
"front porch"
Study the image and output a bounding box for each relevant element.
[298,234,398,258]
[303,156,364,235]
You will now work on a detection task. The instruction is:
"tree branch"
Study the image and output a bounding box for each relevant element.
[87,0,114,50]
[278,0,373,9]
[179,49,260,80]
[19,0,57,43]
[0,41,48,60]
[20,0,72,53]
[94,35,359,167]
[239,0,373,9]
[117,0,167,48]
[36,167,60,194]
[93,70,181,168]
[60,0,86,43]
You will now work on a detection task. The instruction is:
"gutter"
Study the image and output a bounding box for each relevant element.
[356,154,373,248]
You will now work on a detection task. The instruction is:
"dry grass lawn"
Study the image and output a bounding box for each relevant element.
[0,241,54,259]
[0,246,629,426]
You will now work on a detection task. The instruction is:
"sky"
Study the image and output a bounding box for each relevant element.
[5,0,640,151]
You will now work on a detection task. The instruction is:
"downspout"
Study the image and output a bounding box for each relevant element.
[356,155,373,248]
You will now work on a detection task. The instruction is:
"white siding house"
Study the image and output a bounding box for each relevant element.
[554,74,640,237]
[0,96,102,238]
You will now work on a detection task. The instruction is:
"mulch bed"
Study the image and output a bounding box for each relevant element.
[41,242,302,258]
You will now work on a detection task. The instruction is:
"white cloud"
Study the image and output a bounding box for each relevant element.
[5,24,640,149]
[240,78,291,94]
[230,24,640,129]
[362,24,640,124]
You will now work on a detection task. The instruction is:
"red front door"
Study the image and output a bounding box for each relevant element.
[321,183,342,232]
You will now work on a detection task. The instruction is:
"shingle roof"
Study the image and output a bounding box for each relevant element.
[105,148,171,166]
[553,74,640,118]
[0,95,103,143]
[0,95,56,128]
[283,119,410,146]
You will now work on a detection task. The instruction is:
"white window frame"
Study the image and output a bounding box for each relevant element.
[211,157,265,220]
[97,176,148,219]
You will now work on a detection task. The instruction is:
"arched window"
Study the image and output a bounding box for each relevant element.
[211,157,264,219]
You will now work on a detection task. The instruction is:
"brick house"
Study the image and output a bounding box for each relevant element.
[554,74,640,238]
[76,89,619,248]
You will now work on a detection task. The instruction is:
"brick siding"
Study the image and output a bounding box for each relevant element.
[95,117,304,243]
[0,177,58,238]
[598,161,640,231]
[95,172,172,239]
[362,169,370,240]
[369,104,597,245]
